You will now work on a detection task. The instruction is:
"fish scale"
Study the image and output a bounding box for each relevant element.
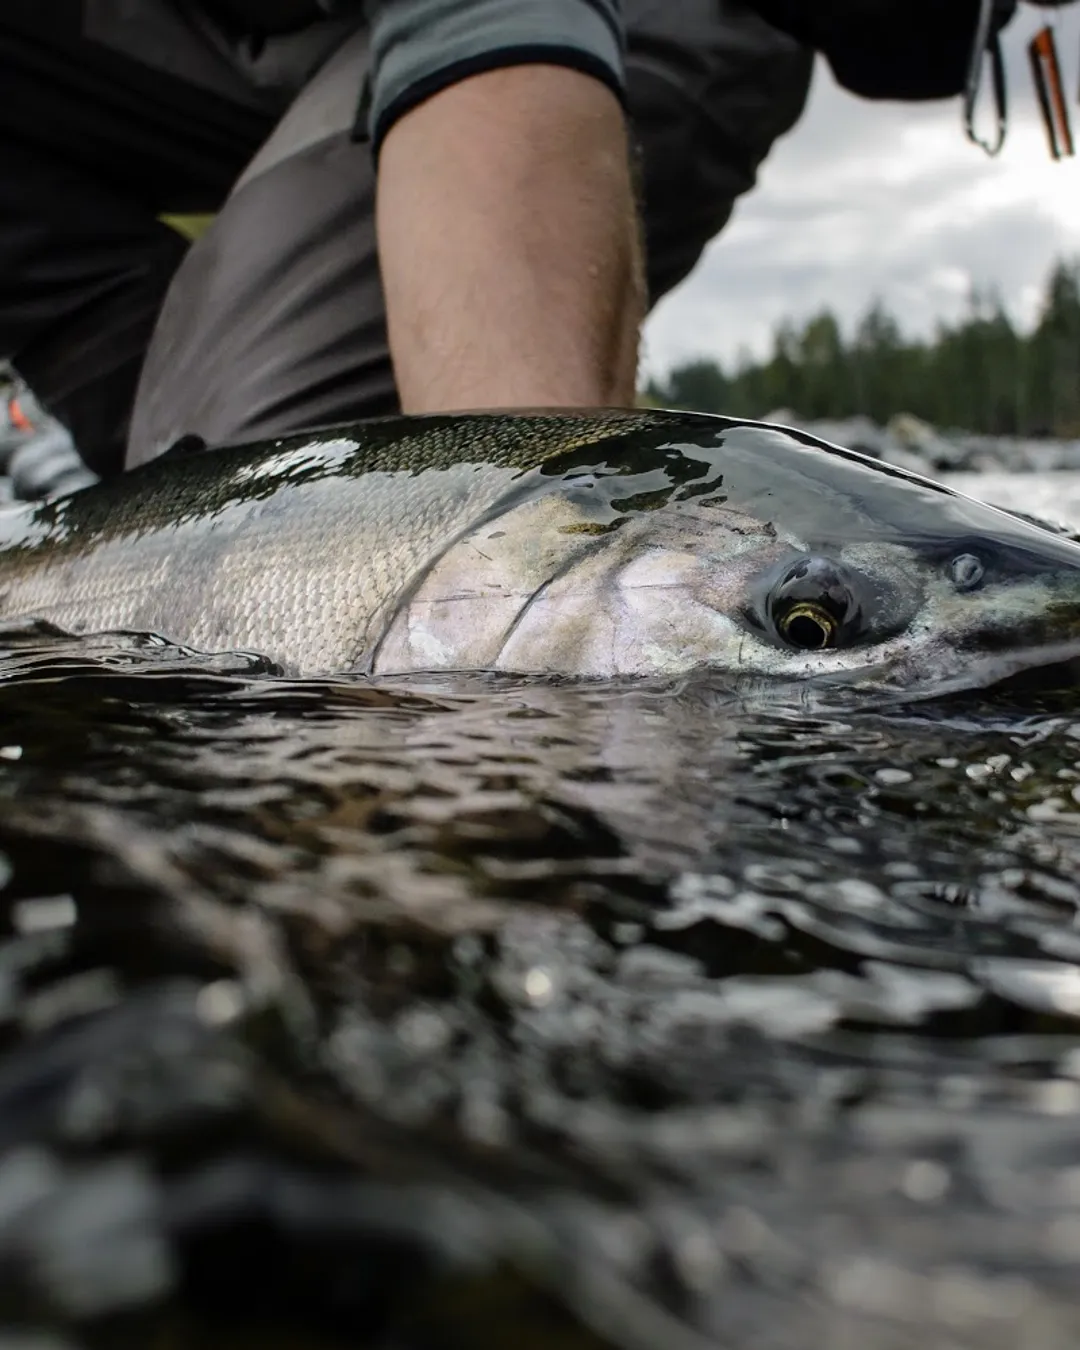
[0,412,660,674]
[1,409,1080,694]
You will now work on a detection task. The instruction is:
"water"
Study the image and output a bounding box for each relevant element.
[2,480,1080,1347]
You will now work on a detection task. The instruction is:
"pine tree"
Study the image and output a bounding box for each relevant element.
[1027,260,1080,435]
[645,256,1079,437]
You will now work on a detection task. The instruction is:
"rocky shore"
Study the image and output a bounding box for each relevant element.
[765,410,1080,476]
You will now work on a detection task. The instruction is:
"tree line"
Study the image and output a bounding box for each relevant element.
[643,257,1080,437]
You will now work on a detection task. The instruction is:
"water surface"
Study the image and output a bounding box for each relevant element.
[0,616,1079,1348]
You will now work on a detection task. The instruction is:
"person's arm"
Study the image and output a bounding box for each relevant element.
[376,62,643,411]
[366,2,644,411]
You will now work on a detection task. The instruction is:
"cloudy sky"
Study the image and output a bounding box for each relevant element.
[640,3,1080,379]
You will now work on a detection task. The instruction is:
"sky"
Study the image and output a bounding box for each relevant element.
[639,3,1080,380]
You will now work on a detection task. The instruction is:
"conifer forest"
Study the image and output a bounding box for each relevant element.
[645,256,1080,437]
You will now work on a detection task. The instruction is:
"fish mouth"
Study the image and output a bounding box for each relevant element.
[913,640,1080,701]
[809,634,1080,704]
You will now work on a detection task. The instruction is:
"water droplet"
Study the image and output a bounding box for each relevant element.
[523,967,555,1006]
[195,980,245,1026]
[396,1007,451,1053]
[875,768,912,785]
[12,895,76,934]
[900,1159,950,1202]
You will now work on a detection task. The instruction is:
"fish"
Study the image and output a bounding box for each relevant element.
[0,407,1080,697]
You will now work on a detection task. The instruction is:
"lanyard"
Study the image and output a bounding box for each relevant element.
[1029,21,1076,157]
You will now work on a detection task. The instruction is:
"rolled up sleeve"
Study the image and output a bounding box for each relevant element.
[364,0,626,151]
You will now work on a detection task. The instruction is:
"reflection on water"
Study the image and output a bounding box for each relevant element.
[2,632,1080,1346]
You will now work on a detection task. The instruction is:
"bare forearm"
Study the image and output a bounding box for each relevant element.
[375,63,644,411]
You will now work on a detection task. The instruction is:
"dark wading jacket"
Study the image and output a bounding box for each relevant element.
[749,0,1020,99]
[196,0,1024,103]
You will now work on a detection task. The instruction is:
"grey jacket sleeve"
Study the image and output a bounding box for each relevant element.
[364,0,625,150]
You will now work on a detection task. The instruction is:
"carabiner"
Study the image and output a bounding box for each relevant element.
[964,0,1008,155]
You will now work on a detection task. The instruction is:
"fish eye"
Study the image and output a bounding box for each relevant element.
[776,601,838,650]
[765,556,864,652]
[949,553,985,592]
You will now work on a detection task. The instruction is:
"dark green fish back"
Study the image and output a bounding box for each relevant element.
[271,408,671,473]
[2,409,687,555]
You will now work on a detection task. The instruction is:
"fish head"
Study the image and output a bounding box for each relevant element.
[371,416,1080,697]
[797,530,1080,697]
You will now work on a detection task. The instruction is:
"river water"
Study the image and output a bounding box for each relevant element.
[0,474,1079,1348]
